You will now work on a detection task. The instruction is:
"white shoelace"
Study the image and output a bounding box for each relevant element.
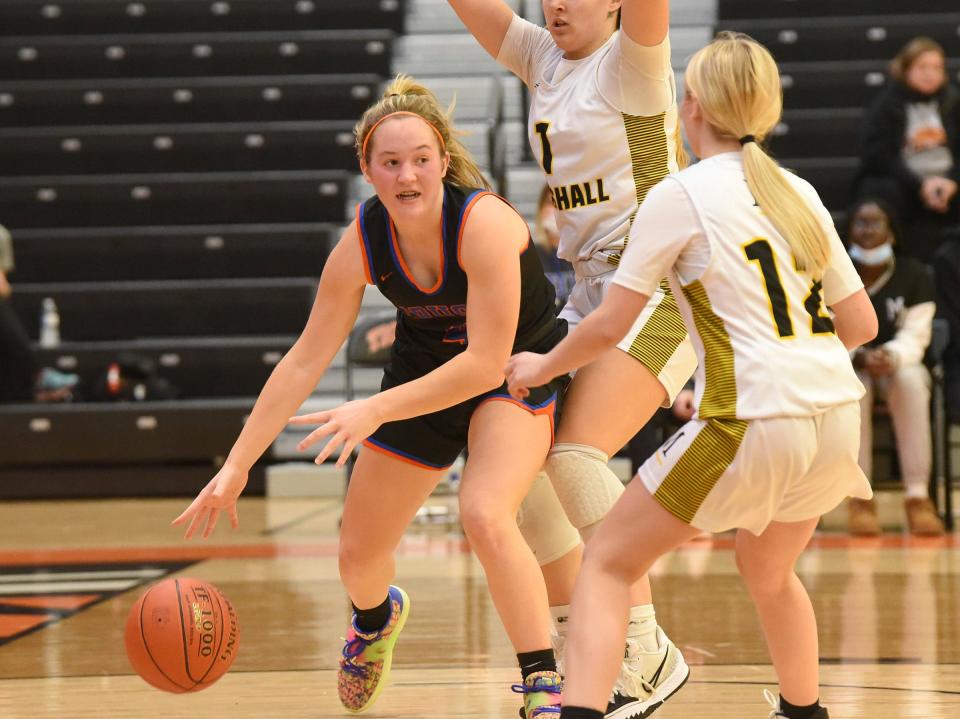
[763,688,787,718]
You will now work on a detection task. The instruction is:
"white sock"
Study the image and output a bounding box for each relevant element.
[904,483,929,499]
[627,604,660,653]
[550,604,570,636]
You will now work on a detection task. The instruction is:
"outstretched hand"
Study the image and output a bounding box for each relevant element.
[504,351,552,401]
[288,398,383,466]
[172,464,247,539]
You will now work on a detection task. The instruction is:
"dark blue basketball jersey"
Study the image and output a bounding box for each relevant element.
[355,183,566,366]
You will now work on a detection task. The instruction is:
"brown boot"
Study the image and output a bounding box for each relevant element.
[848,498,881,536]
[904,497,945,536]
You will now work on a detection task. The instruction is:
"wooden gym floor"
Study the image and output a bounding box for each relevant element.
[0,496,957,718]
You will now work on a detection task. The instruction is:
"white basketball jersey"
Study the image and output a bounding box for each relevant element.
[613,153,866,419]
[498,17,680,263]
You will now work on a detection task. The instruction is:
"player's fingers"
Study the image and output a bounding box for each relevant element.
[313,434,343,465]
[297,423,337,451]
[288,410,330,426]
[203,508,221,539]
[184,508,207,539]
[336,439,358,468]
[228,504,240,530]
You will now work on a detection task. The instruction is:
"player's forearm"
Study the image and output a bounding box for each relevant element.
[543,306,633,379]
[446,0,515,58]
[223,352,331,471]
[371,349,506,424]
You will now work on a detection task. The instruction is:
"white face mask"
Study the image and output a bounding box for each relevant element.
[849,242,894,266]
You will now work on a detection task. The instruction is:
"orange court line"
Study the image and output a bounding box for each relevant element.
[0,614,50,639]
[0,594,100,611]
[0,533,953,567]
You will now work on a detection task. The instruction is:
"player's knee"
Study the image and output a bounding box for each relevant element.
[735,546,788,596]
[545,443,624,530]
[459,499,513,557]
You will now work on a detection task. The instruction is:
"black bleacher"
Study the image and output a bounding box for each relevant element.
[34,336,296,398]
[717,1,960,217]
[11,278,317,340]
[719,15,960,64]
[0,74,382,126]
[0,122,359,175]
[0,1,401,495]
[0,170,349,227]
[11,224,334,282]
[0,30,394,80]
[719,0,958,20]
[0,0,406,36]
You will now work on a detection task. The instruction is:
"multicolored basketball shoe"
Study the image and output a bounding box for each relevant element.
[337,585,410,714]
[605,627,690,719]
[512,670,562,718]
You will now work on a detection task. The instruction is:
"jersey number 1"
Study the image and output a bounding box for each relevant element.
[743,238,835,339]
[534,122,553,175]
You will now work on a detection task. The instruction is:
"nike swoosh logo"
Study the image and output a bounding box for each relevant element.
[648,650,670,687]
[380,271,393,282]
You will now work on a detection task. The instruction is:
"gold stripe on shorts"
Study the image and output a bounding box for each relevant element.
[654,418,749,523]
[625,279,687,376]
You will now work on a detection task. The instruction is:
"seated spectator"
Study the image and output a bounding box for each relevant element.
[856,37,959,263]
[533,185,575,309]
[845,199,944,536]
[933,227,960,423]
[0,225,77,403]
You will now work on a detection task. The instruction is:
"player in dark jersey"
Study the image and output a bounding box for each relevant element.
[173,75,569,719]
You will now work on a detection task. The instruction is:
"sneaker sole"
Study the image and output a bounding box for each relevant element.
[605,651,690,719]
[344,586,411,714]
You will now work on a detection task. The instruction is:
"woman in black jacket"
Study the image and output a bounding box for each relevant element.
[858,37,959,263]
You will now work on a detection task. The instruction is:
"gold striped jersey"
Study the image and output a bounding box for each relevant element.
[497,15,680,264]
[612,152,866,419]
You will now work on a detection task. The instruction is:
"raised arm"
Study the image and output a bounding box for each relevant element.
[446,0,516,58]
[621,0,670,47]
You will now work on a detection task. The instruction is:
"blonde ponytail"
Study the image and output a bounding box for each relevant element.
[686,31,830,274]
[355,74,491,191]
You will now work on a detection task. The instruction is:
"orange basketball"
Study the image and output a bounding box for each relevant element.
[124,577,240,693]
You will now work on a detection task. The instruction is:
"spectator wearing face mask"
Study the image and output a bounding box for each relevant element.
[846,199,944,536]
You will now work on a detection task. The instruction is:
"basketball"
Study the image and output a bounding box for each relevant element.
[124,577,240,693]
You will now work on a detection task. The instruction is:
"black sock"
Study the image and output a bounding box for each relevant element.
[779,695,823,719]
[352,596,391,633]
[560,707,604,719]
[517,648,557,680]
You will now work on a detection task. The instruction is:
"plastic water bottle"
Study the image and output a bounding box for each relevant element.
[39,297,61,348]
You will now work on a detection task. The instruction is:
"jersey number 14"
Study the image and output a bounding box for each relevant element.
[744,238,835,339]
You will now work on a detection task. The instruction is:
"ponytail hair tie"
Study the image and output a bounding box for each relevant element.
[739,135,756,146]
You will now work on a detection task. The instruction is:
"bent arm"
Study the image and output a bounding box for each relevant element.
[831,288,879,350]
[370,196,526,422]
[621,0,670,47]
[446,0,516,58]
[539,284,649,379]
[223,228,367,470]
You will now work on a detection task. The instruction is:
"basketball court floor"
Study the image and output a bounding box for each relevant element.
[0,496,957,718]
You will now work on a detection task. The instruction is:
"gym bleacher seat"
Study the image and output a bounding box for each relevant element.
[0,0,404,496]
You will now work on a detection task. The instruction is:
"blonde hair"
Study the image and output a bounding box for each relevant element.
[889,36,945,84]
[685,31,829,274]
[355,74,491,191]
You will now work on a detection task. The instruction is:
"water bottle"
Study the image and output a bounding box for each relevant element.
[39,297,61,348]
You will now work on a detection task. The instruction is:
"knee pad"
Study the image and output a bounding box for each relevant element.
[545,443,624,529]
[517,471,582,566]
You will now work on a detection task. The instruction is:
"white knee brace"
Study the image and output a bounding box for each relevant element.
[545,443,624,529]
[517,471,581,566]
